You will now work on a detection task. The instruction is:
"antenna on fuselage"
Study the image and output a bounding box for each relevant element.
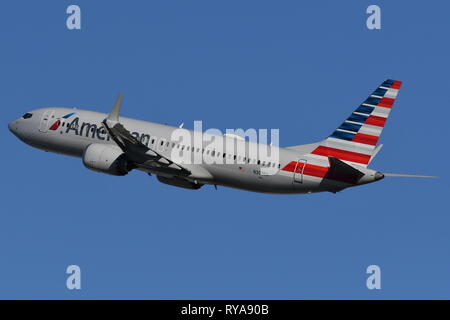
[107,94,123,122]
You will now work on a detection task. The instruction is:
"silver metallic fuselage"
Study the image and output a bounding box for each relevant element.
[9,107,381,194]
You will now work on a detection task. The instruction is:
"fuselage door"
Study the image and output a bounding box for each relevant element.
[39,109,55,133]
[293,159,307,184]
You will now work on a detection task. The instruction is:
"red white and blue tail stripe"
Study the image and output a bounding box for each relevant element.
[309,79,402,167]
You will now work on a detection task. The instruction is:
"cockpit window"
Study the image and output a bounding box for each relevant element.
[22,113,33,119]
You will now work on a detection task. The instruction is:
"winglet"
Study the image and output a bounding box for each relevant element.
[107,94,123,122]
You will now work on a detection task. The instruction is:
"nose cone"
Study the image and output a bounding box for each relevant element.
[9,117,34,146]
[8,118,25,141]
[8,120,17,135]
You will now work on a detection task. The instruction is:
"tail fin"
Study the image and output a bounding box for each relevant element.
[309,79,402,167]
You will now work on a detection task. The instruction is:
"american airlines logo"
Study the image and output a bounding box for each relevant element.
[49,112,77,131]
[65,116,153,144]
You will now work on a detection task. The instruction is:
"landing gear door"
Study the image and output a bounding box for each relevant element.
[293,159,307,184]
[39,110,55,133]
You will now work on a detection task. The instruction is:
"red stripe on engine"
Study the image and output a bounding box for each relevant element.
[352,133,379,146]
[390,80,402,90]
[365,115,386,127]
[377,97,395,108]
[311,146,371,164]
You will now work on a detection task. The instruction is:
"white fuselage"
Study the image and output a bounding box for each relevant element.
[8,107,380,194]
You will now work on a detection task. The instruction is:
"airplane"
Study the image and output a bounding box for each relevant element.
[8,79,435,194]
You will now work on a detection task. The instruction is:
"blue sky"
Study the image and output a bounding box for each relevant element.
[1,0,449,299]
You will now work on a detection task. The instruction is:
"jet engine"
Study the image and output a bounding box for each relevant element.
[82,143,132,176]
[157,175,203,189]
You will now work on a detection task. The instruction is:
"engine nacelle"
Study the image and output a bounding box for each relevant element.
[82,144,131,176]
[157,175,203,189]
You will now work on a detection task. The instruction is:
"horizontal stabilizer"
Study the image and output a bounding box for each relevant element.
[325,156,365,184]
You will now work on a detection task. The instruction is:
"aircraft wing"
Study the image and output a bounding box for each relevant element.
[102,94,191,177]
